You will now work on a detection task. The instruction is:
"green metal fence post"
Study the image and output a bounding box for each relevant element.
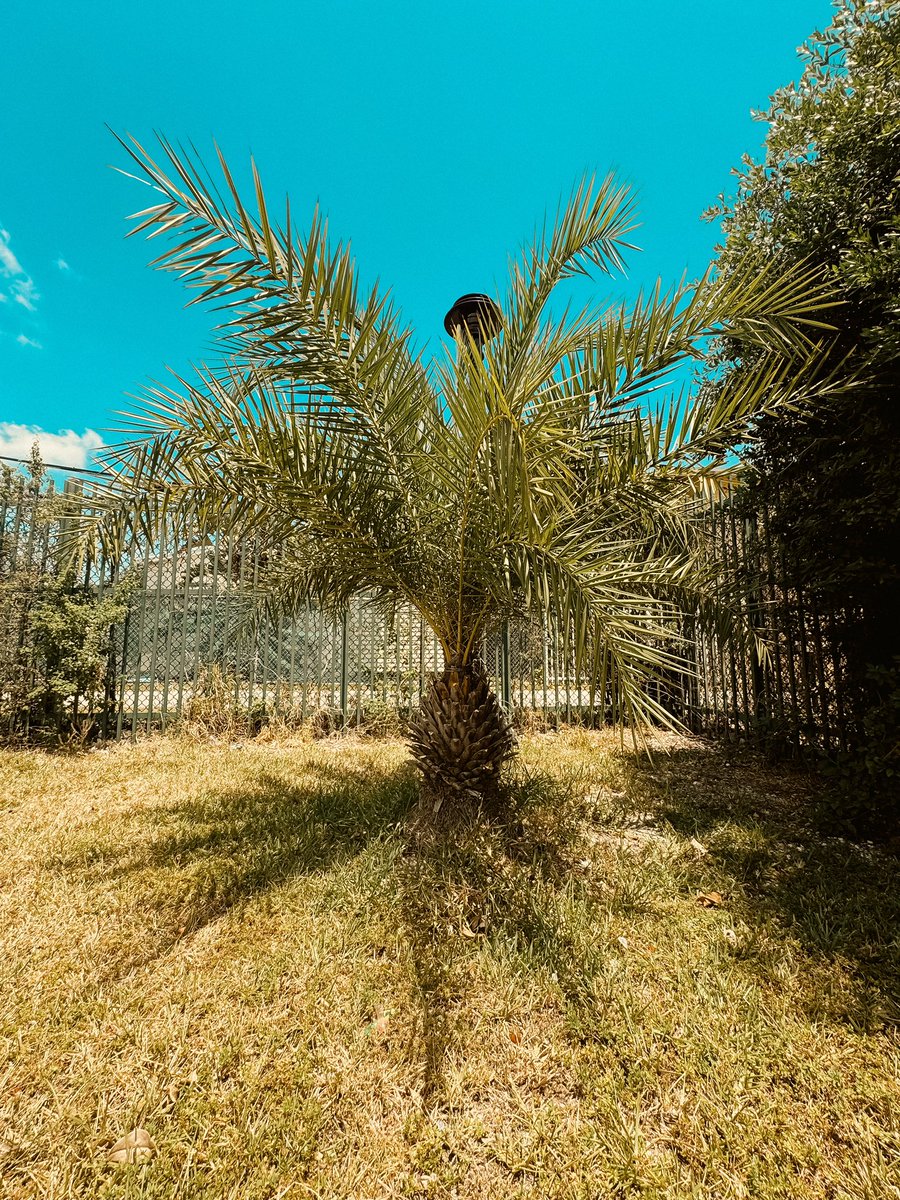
[745,515,766,727]
[340,609,349,726]
[500,620,511,710]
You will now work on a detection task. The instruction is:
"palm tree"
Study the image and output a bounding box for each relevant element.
[93,134,836,811]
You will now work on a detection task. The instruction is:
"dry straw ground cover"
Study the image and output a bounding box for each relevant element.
[1,729,898,1199]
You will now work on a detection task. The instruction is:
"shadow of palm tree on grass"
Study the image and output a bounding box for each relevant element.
[90,759,592,1099]
[619,740,900,1028]
[46,736,900,1104]
[55,760,418,982]
[395,772,600,1097]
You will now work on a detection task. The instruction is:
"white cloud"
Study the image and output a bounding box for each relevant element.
[0,226,39,317]
[56,258,70,272]
[15,334,42,349]
[0,423,104,469]
[12,278,39,311]
[0,229,24,277]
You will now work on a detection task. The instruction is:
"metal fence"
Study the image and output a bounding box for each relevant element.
[113,537,598,735]
[0,467,855,753]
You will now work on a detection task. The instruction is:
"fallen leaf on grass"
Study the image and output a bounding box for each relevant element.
[689,837,708,856]
[508,1026,523,1044]
[106,1127,157,1164]
[695,891,725,908]
[365,1007,390,1037]
[461,918,487,938]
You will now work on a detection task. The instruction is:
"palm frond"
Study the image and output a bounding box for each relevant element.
[503,174,639,359]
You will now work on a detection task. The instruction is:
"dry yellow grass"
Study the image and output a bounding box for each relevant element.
[1,729,898,1198]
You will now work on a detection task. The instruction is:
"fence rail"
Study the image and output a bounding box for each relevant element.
[0,469,852,754]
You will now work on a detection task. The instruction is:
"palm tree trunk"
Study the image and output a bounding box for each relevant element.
[408,658,514,810]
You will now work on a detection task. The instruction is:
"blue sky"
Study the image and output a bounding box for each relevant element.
[0,0,832,468]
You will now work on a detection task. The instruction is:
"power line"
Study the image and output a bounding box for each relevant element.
[0,454,107,477]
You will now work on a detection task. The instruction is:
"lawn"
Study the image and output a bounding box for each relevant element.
[1,729,898,1199]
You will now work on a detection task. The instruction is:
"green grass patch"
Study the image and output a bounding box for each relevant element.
[1,730,898,1198]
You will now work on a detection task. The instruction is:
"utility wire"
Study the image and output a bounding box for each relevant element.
[0,454,107,477]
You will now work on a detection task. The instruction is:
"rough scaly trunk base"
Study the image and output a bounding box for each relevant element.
[408,660,515,816]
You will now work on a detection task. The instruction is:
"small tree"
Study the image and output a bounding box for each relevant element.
[87,135,837,812]
[0,451,129,738]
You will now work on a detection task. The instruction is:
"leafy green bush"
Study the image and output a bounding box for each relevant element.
[25,576,132,735]
[0,452,130,740]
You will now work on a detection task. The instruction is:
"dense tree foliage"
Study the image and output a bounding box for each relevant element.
[707,1,900,829]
